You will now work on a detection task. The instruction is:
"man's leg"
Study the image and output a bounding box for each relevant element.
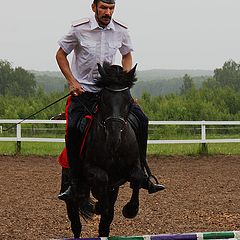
[129,102,165,194]
[58,93,100,201]
[58,96,85,200]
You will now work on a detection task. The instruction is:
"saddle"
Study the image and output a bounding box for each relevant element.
[127,111,139,134]
[58,115,93,168]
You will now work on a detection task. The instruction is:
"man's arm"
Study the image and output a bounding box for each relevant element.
[122,52,132,72]
[56,47,85,95]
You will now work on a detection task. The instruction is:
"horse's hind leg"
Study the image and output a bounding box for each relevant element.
[98,188,119,237]
[65,200,82,238]
[59,168,82,238]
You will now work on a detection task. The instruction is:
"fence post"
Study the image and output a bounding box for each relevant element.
[16,124,21,154]
[199,120,208,154]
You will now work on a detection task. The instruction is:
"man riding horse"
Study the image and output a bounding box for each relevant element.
[56,0,165,201]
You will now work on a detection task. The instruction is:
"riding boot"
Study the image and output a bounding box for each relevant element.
[58,173,79,201]
[58,186,72,200]
[129,107,165,194]
[138,135,165,194]
[58,113,90,201]
[141,174,165,194]
[58,168,72,201]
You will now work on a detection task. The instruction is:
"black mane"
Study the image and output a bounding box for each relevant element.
[96,62,137,89]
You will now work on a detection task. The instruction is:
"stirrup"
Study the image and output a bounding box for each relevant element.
[147,174,159,184]
[147,175,165,194]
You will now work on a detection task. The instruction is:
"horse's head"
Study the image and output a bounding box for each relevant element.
[96,62,137,154]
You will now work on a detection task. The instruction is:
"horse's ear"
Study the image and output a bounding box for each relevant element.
[97,63,106,78]
[127,64,137,78]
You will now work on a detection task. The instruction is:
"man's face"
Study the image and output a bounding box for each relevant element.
[92,1,115,27]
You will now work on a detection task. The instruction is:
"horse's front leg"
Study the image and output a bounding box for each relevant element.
[122,167,142,218]
[88,167,118,237]
[122,186,139,218]
[98,188,119,237]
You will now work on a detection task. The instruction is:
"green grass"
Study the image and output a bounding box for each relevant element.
[148,144,200,155]
[0,142,65,156]
[1,141,240,156]
[148,143,240,155]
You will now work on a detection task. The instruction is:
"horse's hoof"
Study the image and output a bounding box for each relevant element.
[122,202,139,218]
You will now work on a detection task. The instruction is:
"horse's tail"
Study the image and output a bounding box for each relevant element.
[78,197,96,221]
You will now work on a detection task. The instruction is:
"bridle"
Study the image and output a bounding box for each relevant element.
[105,86,129,92]
[103,116,127,132]
[101,86,130,131]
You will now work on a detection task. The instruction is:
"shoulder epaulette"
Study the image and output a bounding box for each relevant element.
[71,18,90,27]
[113,19,128,29]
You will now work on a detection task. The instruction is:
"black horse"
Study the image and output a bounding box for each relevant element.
[63,63,146,238]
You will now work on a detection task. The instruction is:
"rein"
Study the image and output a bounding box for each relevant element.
[3,93,70,132]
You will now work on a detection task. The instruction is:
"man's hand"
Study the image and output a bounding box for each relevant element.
[69,79,85,96]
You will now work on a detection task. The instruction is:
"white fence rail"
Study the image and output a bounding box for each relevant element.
[148,120,240,144]
[1,119,240,145]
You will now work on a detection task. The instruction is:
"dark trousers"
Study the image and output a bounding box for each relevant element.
[66,92,100,179]
[130,102,148,156]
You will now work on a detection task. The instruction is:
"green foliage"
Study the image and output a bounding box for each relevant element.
[34,74,66,93]
[214,60,240,90]
[0,60,67,119]
[0,91,67,119]
[180,74,195,95]
[11,67,36,97]
[137,60,240,121]
[0,60,13,95]
[132,75,208,98]
[139,85,239,121]
[0,60,36,97]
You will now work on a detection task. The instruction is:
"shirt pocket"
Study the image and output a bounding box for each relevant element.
[80,40,97,58]
[107,41,121,57]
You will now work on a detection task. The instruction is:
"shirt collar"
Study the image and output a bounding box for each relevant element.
[90,16,115,30]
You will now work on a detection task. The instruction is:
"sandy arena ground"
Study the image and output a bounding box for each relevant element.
[0,155,239,240]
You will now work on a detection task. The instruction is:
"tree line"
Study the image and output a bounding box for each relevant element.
[139,60,240,121]
[0,59,240,121]
[0,60,66,119]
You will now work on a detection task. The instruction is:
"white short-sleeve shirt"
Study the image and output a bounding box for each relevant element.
[58,16,134,92]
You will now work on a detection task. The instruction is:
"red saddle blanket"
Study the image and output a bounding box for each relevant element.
[58,115,93,168]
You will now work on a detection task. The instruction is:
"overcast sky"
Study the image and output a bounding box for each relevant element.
[0,0,239,71]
